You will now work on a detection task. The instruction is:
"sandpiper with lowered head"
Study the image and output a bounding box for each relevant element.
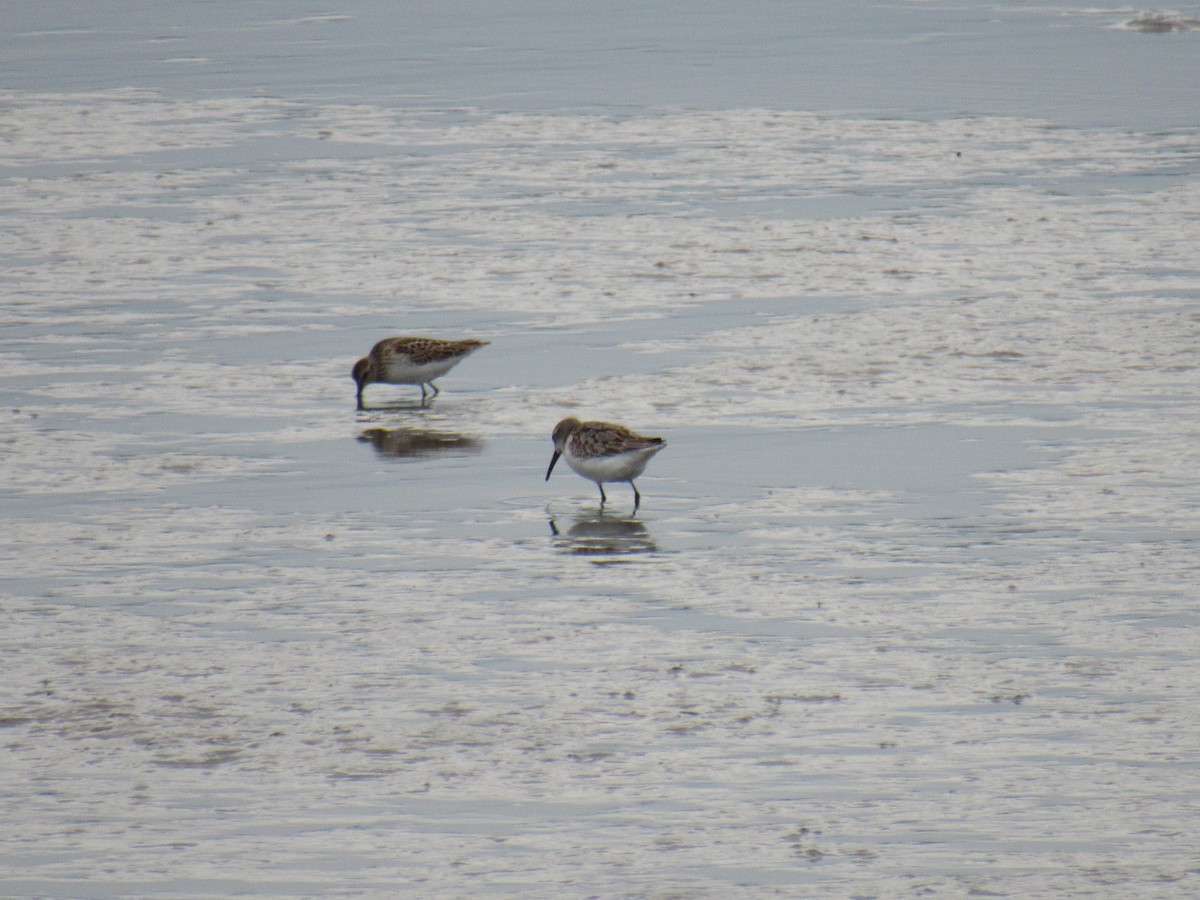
[545,417,666,514]
[352,336,489,409]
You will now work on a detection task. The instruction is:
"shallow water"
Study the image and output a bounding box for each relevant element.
[3,2,1200,897]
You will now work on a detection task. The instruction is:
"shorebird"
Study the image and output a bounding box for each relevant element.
[545,417,666,514]
[352,336,488,408]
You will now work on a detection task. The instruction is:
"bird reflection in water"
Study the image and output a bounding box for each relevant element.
[549,512,658,558]
[357,427,482,460]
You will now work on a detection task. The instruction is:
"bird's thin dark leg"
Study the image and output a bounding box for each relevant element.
[429,382,440,397]
[419,383,428,402]
[598,484,607,506]
[632,481,641,515]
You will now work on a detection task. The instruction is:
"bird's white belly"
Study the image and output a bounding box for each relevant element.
[379,357,459,385]
[566,446,661,484]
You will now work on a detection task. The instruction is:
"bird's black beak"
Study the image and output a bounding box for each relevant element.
[545,450,561,481]
[352,359,368,410]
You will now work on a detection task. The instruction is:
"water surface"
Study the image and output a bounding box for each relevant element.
[3,3,1200,897]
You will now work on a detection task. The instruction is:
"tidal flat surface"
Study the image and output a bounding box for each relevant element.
[3,7,1200,896]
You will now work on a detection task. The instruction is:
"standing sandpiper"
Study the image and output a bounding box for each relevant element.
[545,417,666,514]
[352,336,489,409]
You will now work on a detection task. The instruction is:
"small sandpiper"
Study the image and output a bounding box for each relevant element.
[545,417,666,514]
[352,336,489,409]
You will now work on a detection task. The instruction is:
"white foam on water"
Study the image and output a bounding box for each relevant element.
[2,91,1199,897]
